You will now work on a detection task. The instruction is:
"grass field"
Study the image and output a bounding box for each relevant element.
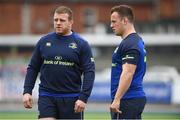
[0,111,180,119]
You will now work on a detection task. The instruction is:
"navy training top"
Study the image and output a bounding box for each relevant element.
[23,32,95,103]
[111,33,146,100]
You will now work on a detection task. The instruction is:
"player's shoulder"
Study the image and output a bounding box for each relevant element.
[72,32,89,45]
[126,33,140,41]
[120,33,144,51]
[36,32,55,44]
[40,32,55,40]
[124,33,142,45]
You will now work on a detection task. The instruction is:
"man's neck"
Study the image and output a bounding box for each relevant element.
[64,31,72,36]
[57,30,72,36]
[122,24,136,39]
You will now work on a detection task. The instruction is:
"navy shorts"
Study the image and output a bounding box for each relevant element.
[38,96,83,119]
[111,97,146,119]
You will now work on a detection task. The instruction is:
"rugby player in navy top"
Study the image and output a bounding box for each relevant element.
[110,5,146,119]
[23,6,95,120]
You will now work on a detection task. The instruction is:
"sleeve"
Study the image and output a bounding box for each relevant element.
[23,40,43,95]
[122,49,140,65]
[78,41,95,103]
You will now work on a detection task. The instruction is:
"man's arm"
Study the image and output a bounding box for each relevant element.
[23,40,43,109]
[74,41,95,112]
[78,41,95,103]
[23,40,42,94]
[110,63,136,113]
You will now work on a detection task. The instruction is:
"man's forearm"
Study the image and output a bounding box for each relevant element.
[79,71,95,103]
[114,71,133,100]
[114,63,136,100]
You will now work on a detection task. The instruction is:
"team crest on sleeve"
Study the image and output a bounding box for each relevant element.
[122,55,134,60]
[69,43,77,49]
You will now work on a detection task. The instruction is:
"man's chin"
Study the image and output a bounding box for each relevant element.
[115,33,121,36]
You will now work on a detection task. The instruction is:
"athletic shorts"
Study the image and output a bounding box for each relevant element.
[111,97,146,119]
[38,96,83,119]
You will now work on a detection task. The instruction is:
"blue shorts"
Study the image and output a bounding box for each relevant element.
[38,96,83,119]
[111,97,146,119]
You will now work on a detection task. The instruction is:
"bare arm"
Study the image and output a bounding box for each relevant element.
[110,63,136,113]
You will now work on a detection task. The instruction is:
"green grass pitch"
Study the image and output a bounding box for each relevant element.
[0,111,180,119]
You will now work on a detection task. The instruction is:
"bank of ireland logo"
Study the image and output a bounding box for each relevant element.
[69,43,77,49]
[55,56,62,60]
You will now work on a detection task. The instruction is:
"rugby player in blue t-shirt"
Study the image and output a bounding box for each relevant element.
[110,5,147,119]
[23,6,95,120]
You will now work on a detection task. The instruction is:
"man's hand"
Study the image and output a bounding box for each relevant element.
[74,100,86,113]
[110,99,122,113]
[23,93,33,109]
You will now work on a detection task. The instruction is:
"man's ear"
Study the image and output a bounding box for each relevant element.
[123,17,128,25]
[70,20,74,25]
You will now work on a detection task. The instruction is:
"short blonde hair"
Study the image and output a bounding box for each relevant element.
[55,6,73,20]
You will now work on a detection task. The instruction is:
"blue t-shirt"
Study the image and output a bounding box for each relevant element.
[23,32,95,102]
[111,33,146,100]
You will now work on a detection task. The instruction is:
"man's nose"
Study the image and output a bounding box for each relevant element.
[57,20,61,24]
